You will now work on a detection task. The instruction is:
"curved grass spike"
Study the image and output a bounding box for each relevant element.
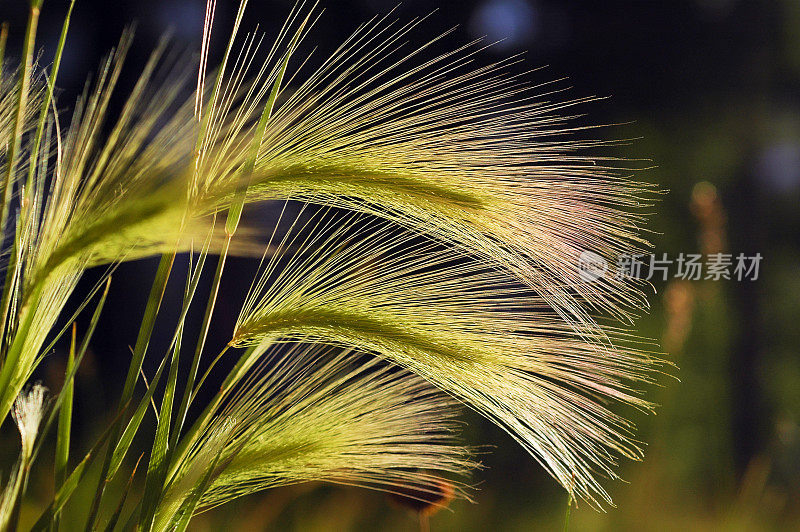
[220,11,657,330]
[156,345,473,527]
[231,213,664,507]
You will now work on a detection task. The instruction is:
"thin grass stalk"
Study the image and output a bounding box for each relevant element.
[29,272,116,397]
[170,236,228,451]
[139,237,214,530]
[0,1,41,232]
[138,329,182,530]
[102,454,143,532]
[563,497,572,532]
[108,345,171,480]
[52,325,76,531]
[29,277,112,466]
[29,395,135,532]
[83,252,176,530]
[166,343,254,483]
[171,17,302,450]
[26,0,76,192]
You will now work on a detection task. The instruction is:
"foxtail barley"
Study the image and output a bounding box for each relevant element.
[0,0,665,528]
[156,344,472,529]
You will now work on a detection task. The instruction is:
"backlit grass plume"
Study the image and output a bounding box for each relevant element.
[234,13,656,328]
[230,212,661,506]
[156,344,472,529]
[0,0,664,529]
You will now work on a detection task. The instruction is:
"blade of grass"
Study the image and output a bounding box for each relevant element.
[29,400,132,532]
[84,252,176,530]
[52,324,77,530]
[167,447,226,532]
[30,456,92,532]
[108,352,169,480]
[166,343,260,483]
[139,235,213,530]
[138,362,161,422]
[102,453,144,532]
[137,331,182,530]
[29,277,112,465]
[38,267,118,359]
[168,239,226,452]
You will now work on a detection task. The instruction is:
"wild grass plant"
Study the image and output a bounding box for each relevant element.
[0,1,664,530]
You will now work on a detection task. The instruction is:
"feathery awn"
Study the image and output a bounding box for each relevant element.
[0,0,665,528]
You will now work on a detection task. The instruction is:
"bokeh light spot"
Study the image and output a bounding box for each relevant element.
[470,0,539,50]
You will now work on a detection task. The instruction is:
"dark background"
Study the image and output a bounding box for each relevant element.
[3,0,800,530]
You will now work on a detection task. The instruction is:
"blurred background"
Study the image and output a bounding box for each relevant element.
[2,0,800,530]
